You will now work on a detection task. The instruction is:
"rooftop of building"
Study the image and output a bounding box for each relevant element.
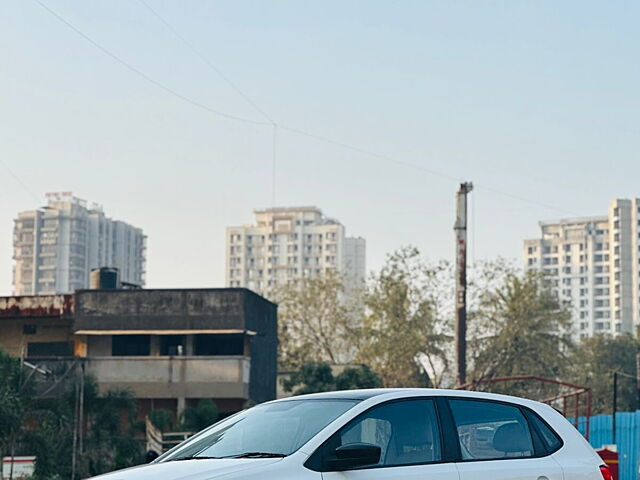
[253,206,321,214]
[0,287,276,320]
[538,215,608,227]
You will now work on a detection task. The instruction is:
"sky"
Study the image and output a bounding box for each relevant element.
[1,0,639,295]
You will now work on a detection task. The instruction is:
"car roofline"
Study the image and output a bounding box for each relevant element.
[268,388,552,410]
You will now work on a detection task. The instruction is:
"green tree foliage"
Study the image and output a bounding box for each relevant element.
[335,365,383,391]
[180,399,219,432]
[17,372,142,479]
[356,247,450,387]
[274,272,362,369]
[149,409,174,432]
[568,334,639,414]
[0,351,34,472]
[283,362,382,396]
[468,271,572,398]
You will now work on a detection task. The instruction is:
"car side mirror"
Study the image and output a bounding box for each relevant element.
[325,443,381,471]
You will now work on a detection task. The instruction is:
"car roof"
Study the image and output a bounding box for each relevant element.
[276,388,400,401]
[274,388,546,408]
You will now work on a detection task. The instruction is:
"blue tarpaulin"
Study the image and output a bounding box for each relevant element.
[573,411,640,480]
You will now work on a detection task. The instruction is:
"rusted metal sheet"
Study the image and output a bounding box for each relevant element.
[0,295,74,318]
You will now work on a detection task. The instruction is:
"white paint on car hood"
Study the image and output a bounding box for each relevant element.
[89,458,283,480]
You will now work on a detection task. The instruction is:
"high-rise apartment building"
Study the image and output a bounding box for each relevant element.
[524,198,640,338]
[226,207,366,298]
[13,192,146,295]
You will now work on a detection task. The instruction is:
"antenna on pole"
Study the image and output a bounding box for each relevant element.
[454,182,473,387]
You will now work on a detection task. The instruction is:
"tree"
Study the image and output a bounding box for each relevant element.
[468,271,572,398]
[22,375,142,479]
[0,350,34,478]
[275,272,362,369]
[283,363,336,395]
[149,409,174,432]
[180,399,219,432]
[283,362,382,396]
[568,334,639,414]
[356,247,450,387]
[335,365,383,391]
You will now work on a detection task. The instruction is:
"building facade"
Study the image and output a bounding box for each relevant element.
[0,287,277,419]
[524,198,640,338]
[13,192,146,295]
[226,207,366,299]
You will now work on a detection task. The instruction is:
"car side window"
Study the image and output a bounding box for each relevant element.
[449,399,534,461]
[528,411,562,453]
[325,399,442,468]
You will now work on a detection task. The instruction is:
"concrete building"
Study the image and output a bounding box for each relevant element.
[13,192,146,295]
[524,198,640,338]
[226,207,366,299]
[0,287,277,419]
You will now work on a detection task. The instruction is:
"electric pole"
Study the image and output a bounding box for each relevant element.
[455,182,473,387]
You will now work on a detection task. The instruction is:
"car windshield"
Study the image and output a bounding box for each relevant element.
[159,399,359,461]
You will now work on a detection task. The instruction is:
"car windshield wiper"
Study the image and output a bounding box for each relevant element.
[228,452,287,459]
[167,455,222,462]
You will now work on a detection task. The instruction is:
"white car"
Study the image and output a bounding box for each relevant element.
[93,389,610,480]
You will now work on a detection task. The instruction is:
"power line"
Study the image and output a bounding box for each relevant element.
[33,0,271,127]
[277,125,581,217]
[272,124,277,206]
[278,124,463,182]
[34,0,581,219]
[0,159,40,202]
[137,0,276,126]
[135,0,280,207]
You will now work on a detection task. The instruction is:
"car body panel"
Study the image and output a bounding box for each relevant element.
[321,462,459,480]
[88,389,604,480]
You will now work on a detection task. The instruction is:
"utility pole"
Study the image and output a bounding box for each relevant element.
[454,182,473,387]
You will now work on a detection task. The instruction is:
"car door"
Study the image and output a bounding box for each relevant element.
[447,398,563,480]
[317,398,459,480]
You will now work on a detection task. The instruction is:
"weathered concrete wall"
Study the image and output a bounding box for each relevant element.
[0,295,75,356]
[0,319,74,357]
[74,289,249,331]
[87,335,111,356]
[243,291,278,403]
[86,356,249,399]
[0,295,74,318]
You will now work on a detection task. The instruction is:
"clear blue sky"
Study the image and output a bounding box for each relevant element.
[1,0,639,295]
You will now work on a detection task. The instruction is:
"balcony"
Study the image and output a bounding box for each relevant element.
[85,356,250,399]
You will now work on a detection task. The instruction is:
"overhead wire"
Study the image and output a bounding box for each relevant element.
[33,0,271,127]
[0,159,40,202]
[137,0,276,126]
[34,0,582,219]
[135,0,280,205]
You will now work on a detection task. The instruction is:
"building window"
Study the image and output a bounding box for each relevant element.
[160,335,186,356]
[195,334,244,355]
[112,335,151,356]
[27,342,73,357]
[23,324,37,335]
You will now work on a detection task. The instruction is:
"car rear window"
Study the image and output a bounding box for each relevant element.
[449,399,535,461]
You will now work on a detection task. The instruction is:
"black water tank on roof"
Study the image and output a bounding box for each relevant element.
[90,267,120,289]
